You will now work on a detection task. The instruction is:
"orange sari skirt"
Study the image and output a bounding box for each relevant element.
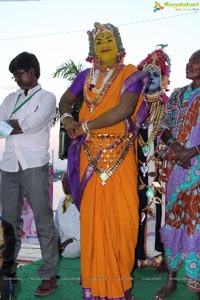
[80,137,139,300]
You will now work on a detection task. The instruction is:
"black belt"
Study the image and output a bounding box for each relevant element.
[59,238,74,254]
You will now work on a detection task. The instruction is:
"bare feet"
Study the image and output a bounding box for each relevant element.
[156,259,168,274]
[153,270,177,300]
[153,284,176,300]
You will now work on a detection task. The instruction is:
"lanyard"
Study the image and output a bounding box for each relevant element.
[10,88,41,118]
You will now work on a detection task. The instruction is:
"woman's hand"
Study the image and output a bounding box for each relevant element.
[172,147,195,169]
[74,124,85,138]
[63,118,80,139]
[63,119,87,139]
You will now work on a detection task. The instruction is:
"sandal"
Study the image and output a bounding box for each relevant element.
[34,276,58,297]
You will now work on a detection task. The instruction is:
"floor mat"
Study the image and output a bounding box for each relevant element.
[13,257,197,300]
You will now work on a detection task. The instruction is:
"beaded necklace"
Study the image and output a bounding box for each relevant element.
[138,100,164,157]
[138,94,166,221]
[84,63,123,113]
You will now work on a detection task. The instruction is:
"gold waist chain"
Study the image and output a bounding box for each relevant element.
[83,133,133,185]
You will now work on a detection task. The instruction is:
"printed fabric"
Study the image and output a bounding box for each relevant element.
[158,84,200,292]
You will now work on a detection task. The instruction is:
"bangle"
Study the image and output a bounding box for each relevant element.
[81,120,90,134]
[60,113,74,124]
[195,145,200,155]
[166,137,175,146]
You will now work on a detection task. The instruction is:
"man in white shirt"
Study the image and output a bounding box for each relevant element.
[55,172,80,259]
[0,52,59,297]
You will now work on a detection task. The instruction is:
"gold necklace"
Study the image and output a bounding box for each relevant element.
[145,91,161,103]
[145,101,158,124]
[84,64,122,113]
[138,101,164,157]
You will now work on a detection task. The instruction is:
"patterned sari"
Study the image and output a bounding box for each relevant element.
[158,84,200,292]
[67,64,148,299]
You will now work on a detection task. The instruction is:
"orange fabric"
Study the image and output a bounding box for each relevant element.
[79,64,142,299]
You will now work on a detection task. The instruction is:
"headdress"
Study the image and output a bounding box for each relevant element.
[137,44,171,92]
[86,22,126,63]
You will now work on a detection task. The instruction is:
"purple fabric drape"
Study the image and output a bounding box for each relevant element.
[122,71,149,140]
[70,68,90,98]
[66,136,85,211]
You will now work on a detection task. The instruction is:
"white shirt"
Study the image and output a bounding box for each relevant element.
[55,196,80,258]
[0,84,56,171]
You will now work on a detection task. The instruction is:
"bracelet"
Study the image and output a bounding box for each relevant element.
[166,137,175,146]
[60,113,74,124]
[81,120,90,134]
[195,145,200,155]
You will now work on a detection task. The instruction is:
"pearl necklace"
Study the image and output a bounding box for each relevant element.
[89,69,115,94]
[84,63,123,113]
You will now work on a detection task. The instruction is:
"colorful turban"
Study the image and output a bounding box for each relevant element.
[137,44,171,92]
[138,44,171,76]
